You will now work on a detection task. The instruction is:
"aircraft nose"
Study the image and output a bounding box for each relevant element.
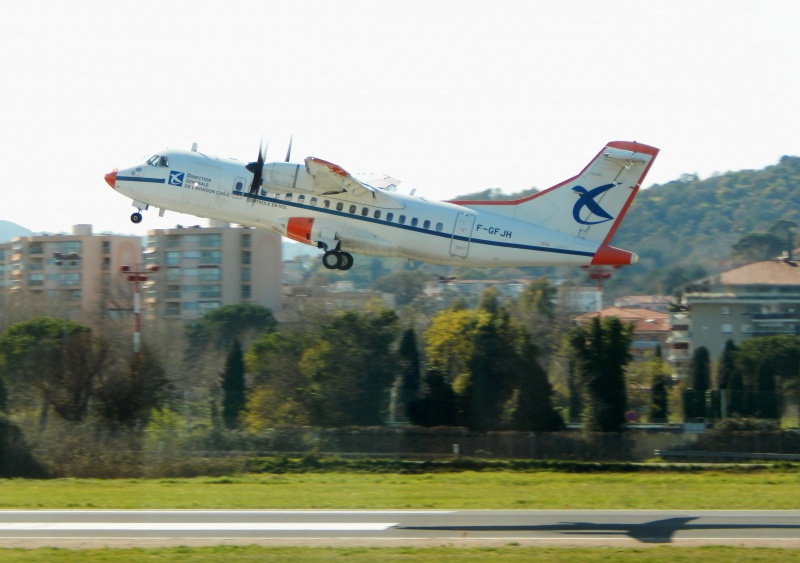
[104,169,117,188]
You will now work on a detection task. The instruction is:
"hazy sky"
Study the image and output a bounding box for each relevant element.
[2,0,798,236]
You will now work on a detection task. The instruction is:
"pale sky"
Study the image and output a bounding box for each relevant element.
[1,0,798,236]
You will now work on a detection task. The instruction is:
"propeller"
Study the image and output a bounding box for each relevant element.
[245,140,266,197]
[285,135,293,162]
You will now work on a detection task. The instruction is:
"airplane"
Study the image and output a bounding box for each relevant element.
[104,140,659,270]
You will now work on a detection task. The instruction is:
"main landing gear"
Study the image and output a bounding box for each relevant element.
[322,250,353,271]
[130,212,143,224]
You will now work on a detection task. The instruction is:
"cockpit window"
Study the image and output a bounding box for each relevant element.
[147,155,169,167]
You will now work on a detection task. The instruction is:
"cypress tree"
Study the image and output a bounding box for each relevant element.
[569,317,632,433]
[220,338,246,430]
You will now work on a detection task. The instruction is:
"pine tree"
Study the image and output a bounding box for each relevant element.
[511,341,564,431]
[220,339,246,430]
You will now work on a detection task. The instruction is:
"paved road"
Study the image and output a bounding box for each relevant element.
[0,510,799,548]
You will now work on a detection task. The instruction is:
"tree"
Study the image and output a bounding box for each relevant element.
[568,317,632,432]
[684,346,710,420]
[406,366,459,427]
[186,304,276,351]
[220,339,246,429]
[0,317,112,424]
[753,360,780,419]
[510,341,565,431]
[298,309,399,426]
[648,359,671,423]
[717,340,740,418]
[397,327,421,421]
[244,329,311,429]
[93,345,170,432]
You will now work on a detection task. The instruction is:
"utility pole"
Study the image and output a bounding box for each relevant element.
[121,263,159,353]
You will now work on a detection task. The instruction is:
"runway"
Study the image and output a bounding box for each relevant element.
[0,509,799,548]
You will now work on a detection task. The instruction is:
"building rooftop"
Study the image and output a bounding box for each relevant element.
[719,260,800,286]
[576,306,671,333]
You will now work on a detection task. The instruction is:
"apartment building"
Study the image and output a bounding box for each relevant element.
[144,223,282,320]
[6,225,141,320]
[684,259,800,359]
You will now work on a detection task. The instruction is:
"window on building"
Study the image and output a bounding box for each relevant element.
[198,267,221,281]
[165,235,180,248]
[200,250,222,264]
[721,323,733,334]
[182,251,199,260]
[241,251,251,265]
[102,256,111,271]
[241,285,251,299]
[721,306,732,316]
[241,268,251,282]
[241,234,251,248]
[165,285,181,299]
[101,240,111,254]
[199,234,221,247]
[199,285,221,298]
[199,301,221,313]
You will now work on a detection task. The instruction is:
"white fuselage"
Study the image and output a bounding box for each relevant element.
[108,146,643,268]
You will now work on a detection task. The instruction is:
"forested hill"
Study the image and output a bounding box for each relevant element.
[613,155,800,270]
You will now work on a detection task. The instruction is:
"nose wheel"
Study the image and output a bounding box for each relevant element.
[130,212,143,224]
[322,250,353,271]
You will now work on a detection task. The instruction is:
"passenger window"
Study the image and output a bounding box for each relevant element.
[349,205,356,214]
[386,212,394,222]
[310,197,317,206]
[324,200,331,209]
[436,222,443,231]
[298,195,305,203]
[411,218,418,227]
[374,210,381,219]
[361,207,368,216]
[423,220,430,229]
[399,215,406,224]
[286,193,293,201]
[336,202,343,211]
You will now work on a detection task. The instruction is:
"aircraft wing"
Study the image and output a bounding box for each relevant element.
[305,157,398,204]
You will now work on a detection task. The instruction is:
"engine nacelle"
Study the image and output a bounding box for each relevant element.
[262,162,316,193]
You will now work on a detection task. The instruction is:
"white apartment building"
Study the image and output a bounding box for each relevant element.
[144,223,282,321]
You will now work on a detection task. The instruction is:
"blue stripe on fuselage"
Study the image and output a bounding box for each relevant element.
[117,176,166,184]
[242,191,593,259]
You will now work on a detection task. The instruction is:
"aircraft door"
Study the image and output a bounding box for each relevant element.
[232,177,246,198]
[450,212,475,257]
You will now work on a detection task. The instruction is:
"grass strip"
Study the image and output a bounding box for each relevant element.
[1,545,800,562]
[0,470,799,510]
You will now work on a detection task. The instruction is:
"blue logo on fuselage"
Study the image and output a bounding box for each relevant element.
[169,171,185,187]
[572,183,619,225]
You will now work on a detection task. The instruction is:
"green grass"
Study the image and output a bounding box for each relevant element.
[1,546,800,562]
[1,470,799,509]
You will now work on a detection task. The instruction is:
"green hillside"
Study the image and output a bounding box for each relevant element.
[614,156,800,270]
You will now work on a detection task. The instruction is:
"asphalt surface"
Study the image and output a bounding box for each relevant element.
[0,509,799,548]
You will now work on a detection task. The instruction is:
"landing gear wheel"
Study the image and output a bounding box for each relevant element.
[322,250,340,270]
[131,212,143,224]
[337,252,353,271]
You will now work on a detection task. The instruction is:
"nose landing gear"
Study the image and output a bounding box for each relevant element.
[322,250,353,271]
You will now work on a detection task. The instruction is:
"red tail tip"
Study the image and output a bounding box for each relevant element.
[591,245,638,266]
